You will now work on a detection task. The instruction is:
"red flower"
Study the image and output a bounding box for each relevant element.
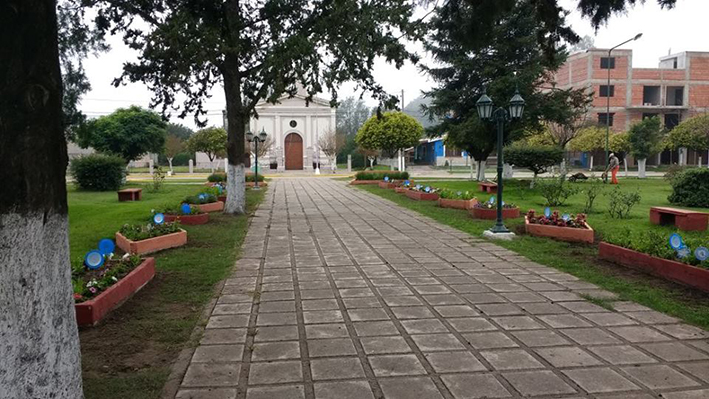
[73,293,83,300]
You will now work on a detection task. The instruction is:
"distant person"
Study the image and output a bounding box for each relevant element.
[605,153,620,184]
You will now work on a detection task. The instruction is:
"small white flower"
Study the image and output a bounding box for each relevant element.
[112,277,118,282]
[122,253,130,259]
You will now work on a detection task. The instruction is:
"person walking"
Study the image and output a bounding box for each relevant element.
[606,152,620,184]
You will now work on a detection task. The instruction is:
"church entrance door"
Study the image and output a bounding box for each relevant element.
[284,133,303,170]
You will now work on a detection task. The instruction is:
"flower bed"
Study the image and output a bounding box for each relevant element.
[524,210,593,243]
[350,179,381,185]
[470,202,520,220]
[164,213,209,225]
[184,191,224,213]
[116,222,187,255]
[437,189,478,210]
[74,257,156,326]
[395,186,409,194]
[405,185,439,201]
[354,171,409,181]
[599,242,709,293]
[378,181,398,189]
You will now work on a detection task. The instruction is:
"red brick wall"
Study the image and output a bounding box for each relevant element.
[591,55,629,80]
[554,63,570,86]
[690,57,709,81]
[571,57,588,84]
[591,84,626,107]
[689,85,709,107]
[633,69,661,80]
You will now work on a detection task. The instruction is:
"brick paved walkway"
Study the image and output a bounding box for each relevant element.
[176,178,709,399]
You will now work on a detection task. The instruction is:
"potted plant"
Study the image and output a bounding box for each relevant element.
[184,190,224,212]
[162,204,209,225]
[438,189,479,210]
[73,253,156,326]
[470,199,520,220]
[525,209,594,243]
[116,220,187,255]
[405,185,440,201]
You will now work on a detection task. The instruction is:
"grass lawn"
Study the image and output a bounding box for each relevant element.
[68,184,265,399]
[355,177,709,330]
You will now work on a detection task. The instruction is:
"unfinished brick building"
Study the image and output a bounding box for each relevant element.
[553,49,709,167]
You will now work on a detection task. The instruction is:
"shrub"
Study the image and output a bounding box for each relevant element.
[664,164,688,182]
[208,173,227,182]
[119,221,181,241]
[69,154,126,191]
[246,174,265,182]
[438,189,476,200]
[535,175,579,207]
[605,228,708,269]
[355,171,409,180]
[668,168,709,207]
[148,166,166,192]
[503,144,564,179]
[582,178,605,214]
[155,203,203,215]
[607,187,641,219]
[184,193,218,204]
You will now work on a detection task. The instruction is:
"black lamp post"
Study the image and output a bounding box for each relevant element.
[246,127,268,190]
[476,89,525,234]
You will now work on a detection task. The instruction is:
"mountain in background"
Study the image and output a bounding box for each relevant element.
[403,95,439,130]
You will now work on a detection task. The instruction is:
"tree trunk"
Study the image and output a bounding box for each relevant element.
[476,159,486,181]
[0,1,83,397]
[168,157,174,172]
[589,155,594,171]
[623,158,628,177]
[637,158,647,179]
[222,62,247,214]
[469,156,474,180]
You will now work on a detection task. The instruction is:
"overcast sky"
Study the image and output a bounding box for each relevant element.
[79,0,709,130]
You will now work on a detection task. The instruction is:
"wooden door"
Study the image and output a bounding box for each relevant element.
[284,133,303,170]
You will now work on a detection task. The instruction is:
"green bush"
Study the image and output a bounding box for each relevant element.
[208,173,227,182]
[355,171,409,180]
[535,175,579,207]
[119,221,181,241]
[503,144,564,178]
[668,168,709,207]
[582,178,605,214]
[246,174,265,182]
[184,193,218,204]
[439,189,476,200]
[605,227,709,269]
[69,154,126,191]
[607,187,641,219]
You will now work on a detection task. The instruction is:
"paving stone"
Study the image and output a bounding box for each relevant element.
[177,388,237,399]
[678,362,709,383]
[251,341,300,361]
[425,351,487,373]
[347,308,390,321]
[352,320,400,336]
[559,328,622,345]
[207,315,250,329]
[302,310,344,324]
[582,312,639,327]
[255,312,297,326]
[655,324,709,340]
[519,302,567,315]
[562,368,640,393]
[589,345,658,365]
[624,310,680,324]
[440,374,511,399]
[639,342,709,362]
[511,330,571,347]
[246,385,305,399]
[307,338,357,357]
[342,297,381,308]
[558,301,609,313]
[492,316,545,331]
[391,306,436,319]
[310,358,366,380]
[448,318,498,333]
[411,333,467,351]
[313,380,374,399]
[620,365,701,390]
[182,363,240,387]
[463,332,519,349]
[213,303,252,315]
[538,314,592,328]
[535,346,603,368]
[249,361,303,385]
[305,323,349,339]
[662,389,709,399]
[360,336,412,354]
[253,325,299,342]
[481,349,545,370]
[463,293,506,304]
[201,328,248,345]
[378,377,444,399]
[401,319,450,334]
[192,344,244,363]
[502,370,576,396]
[382,296,424,306]
[434,305,479,317]
[609,326,673,342]
[476,304,524,316]
[368,354,428,377]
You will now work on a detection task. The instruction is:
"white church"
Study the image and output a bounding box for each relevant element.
[196,89,336,172]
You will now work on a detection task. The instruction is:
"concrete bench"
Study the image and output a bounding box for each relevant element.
[478,182,498,194]
[117,188,142,202]
[650,206,709,231]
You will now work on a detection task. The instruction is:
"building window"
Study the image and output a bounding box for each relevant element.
[599,85,615,97]
[598,113,615,126]
[600,57,616,69]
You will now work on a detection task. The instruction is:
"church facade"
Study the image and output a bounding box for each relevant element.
[197,91,336,171]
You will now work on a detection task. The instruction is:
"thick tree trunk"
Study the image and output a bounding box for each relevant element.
[222,65,248,214]
[470,156,474,180]
[637,158,647,179]
[476,159,486,181]
[0,1,83,397]
[623,157,628,177]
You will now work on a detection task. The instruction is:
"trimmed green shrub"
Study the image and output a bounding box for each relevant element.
[246,174,265,182]
[184,193,218,204]
[69,154,126,191]
[355,171,409,180]
[208,173,227,182]
[668,168,709,207]
[119,221,181,241]
[503,144,564,179]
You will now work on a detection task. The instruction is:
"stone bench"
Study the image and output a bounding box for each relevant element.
[117,188,142,202]
[650,206,709,231]
[478,182,498,194]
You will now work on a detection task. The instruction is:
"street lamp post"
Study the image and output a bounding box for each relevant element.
[476,89,525,236]
[246,127,268,190]
[604,33,642,182]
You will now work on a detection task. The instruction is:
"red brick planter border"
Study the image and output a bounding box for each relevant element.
[349,180,381,185]
[524,217,594,244]
[378,181,398,189]
[599,242,709,293]
[164,213,209,225]
[405,190,440,201]
[75,257,156,326]
[116,229,187,255]
[469,207,520,220]
[395,187,409,194]
[218,195,227,203]
[438,198,478,210]
[197,201,224,213]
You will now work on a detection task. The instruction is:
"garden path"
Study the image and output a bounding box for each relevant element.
[175,177,709,399]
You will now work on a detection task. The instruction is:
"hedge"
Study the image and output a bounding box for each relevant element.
[355,171,409,180]
[668,168,709,207]
[69,154,126,191]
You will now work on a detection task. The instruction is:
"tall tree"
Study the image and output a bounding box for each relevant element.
[187,127,228,172]
[89,0,419,215]
[1,1,83,397]
[164,135,185,172]
[75,105,168,162]
[629,116,665,178]
[356,111,422,170]
[666,113,709,157]
[422,0,590,181]
[166,122,194,141]
[318,129,344,172]
[337,97,373,137]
